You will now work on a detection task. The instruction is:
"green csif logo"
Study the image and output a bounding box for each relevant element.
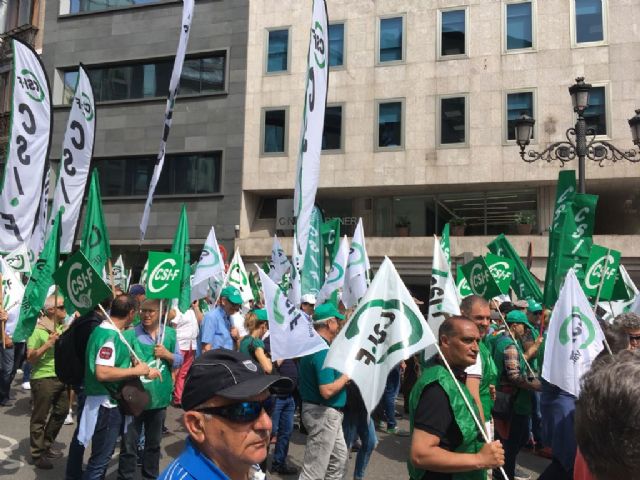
[18,69,45,103]
[559,307,596,349]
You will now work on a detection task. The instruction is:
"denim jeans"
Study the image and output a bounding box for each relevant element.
[271,395,295,467]
[65,385,86,480]
[0,341,25,402]
[82,405,123,480]
[530,391,544,446]
[381,365,401,429]
[118,408,166,480]
[343,411,377,480]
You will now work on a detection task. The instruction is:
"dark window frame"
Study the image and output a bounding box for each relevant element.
[265,27,290,74]
[322,104,344,152]
[438,94,468,147]
[328,22,346,69]
[261,107,289,156]
[375,99,405,151]
[439,8,468,59]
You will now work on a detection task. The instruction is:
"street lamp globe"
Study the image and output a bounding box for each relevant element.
[628,109,640,147]
[568,77,591,112]
[515,112,535,148]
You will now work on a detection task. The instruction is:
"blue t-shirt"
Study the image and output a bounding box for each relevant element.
[297,345,346,408]
[159,437,228,479]
[199,306,234,351]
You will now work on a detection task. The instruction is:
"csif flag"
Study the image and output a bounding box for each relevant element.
[342,218,370,308]
[27,166,51,267]
[49,65,96,253]
[258,268,327,361]
[324,257,436,413]
[80,170,111,273]
[301,206,325,296]
[316,235,349,305]
[542,269,605,396]
[5,243,31,275]
[293,0,329,263]
[488,234,542,302]
[13,211,62,343]
[225,250,254,305]
[0,257,25,311]
[268,235,291,283]
[191,227,225,301]
[171,205,191,313]
[288,233,302,307]
[0,39,52,252]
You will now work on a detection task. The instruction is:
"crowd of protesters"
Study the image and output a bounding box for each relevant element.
[1,281,639,480]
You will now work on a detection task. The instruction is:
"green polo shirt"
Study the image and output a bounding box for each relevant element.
[27,323,65,380]
[298,345,346,408]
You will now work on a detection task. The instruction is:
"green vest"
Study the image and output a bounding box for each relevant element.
[479,339,498,420]
[492,334,531,416]
[123,326,177,410]
[408,359,485,480]
[85,324,132,403]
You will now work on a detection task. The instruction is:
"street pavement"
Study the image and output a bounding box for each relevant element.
[0,380,549,479]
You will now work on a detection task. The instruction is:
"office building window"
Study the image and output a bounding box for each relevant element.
[377,100,403,149]
[506,2,533,50]
[322,105,343,151]
[61,52,226,104]
[584,86,607,136]
[266,29,289,73]
[575,0,604,44]
[378,16,404,63]
[440,9,466,57]
[506,91,534,141]
[64,0,162,15]
[262,108,288,154]
[439,96,467,145]
[93,152,222,197]
[329,23,345,68]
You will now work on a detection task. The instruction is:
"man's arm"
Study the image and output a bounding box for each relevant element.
[96,362,151,382]
[319,374,350,400]
[465,376,485,425]
[27,331,59,365]
[504,345,541,390]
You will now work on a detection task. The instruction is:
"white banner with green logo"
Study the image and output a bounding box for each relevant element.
[293,0,329,262]
[268,235,291,283]
[49,65,96,253]
[316,235,349,305]
[146,251,183,300]
[258,268,327,361]
[324,257,436,414]
[0,257,25,311]
[53,251,112,315]
[4,243,31,274]
[542,269,605,396]
[225,250,254,305]
[0,39,52,252]
[342,218,370,309]
[191,227,225,301]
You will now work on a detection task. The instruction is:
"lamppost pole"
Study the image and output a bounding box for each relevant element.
[515,77,640,193]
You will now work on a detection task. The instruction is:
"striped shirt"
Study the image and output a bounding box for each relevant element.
[158,437,228,480]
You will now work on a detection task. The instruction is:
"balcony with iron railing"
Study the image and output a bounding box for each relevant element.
[0,23,39,62]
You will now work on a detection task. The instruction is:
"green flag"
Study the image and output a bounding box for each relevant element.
[13,211,62,342]
[461,256,502,300]
[301,206,325,296]
[321,218,341,265]
[456,265,473,298]
[441,223,451,265]
[610,265,634,302]
[488,234,543,302]
[80,170,111,273]
[171,205,191,313]
[582,245,620,300]
[485,253,514,295]
[249,272,261,303]
[543,171,576,306]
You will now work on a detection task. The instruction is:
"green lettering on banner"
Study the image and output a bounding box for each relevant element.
[53,251,112,315]
[460,257,502,300]
[146,251,183,300]
[582,245,620,300]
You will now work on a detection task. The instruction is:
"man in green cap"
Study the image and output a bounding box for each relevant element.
[200,286,243,352]
[491,309,541,480]
[298,303,351,480]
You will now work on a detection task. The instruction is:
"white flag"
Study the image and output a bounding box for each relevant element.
[269,235,291,282]
[226,250,254,305]
[324,257,437,413]
[27,166,50,267]
[542,269,606,396]
[0,257,25,311]
[191,227,226,301]
[111,255,127,289]
[287,233,302,307]
[139,260,149,286]
[258,268,327,361]
[0,39,52,252]
[140,0,194,240]
[316,235,349,305]
[342,218,370,308]
[49,65,95,252]
[424,236,461,359]
[293,0,329,261]
[4,243,31,274]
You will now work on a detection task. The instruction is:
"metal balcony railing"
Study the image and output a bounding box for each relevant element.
[0,23,39,61]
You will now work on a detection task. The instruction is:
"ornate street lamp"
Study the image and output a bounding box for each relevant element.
[515,77,640,194]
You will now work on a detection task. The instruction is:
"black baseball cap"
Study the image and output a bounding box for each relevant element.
[182,349,293,411]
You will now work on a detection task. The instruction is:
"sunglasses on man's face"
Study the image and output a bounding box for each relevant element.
[629,334,640,343]
[196,397,274,423]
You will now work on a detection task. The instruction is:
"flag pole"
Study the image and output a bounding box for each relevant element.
[591,250,614,356]
[434,343,509,480]
[107,259,116,296]
[491,299,537,377]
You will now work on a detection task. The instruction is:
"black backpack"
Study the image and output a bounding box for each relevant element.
[55,311,102,386]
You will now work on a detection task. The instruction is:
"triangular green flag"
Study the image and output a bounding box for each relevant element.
[321,218,341,265]
[13,211,62,342]
[488,234,543,302]
[80,170,111,273]
[249,272,261,303]
[171,204,191,313]
[301,206,325,296]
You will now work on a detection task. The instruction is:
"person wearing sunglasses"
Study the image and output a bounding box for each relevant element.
[158,349,293,480]
[613,312,640,351]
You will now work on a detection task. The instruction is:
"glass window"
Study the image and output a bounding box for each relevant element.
[377,101,403,148]
[575,0,604,43]
[68,0,162,15]
[379,17,403,62]
[267,29,289,73]
[441,9,466,56]
[61,52,226,104]
[263,109,287,154]
[584,86,607,136]
[506,2,533,50]
[329,23,345,67]
[506,91,534,141]
[440,97,466,145]
[94,152,221,197]
[322,106,343,151]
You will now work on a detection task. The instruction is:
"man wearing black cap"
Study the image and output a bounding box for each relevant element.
[158,349,292,480]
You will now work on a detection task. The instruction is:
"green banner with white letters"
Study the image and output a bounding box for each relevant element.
[461,257,502,300]
[582,245,620,300]
[485,253,514,295]
[146,251,183,300]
